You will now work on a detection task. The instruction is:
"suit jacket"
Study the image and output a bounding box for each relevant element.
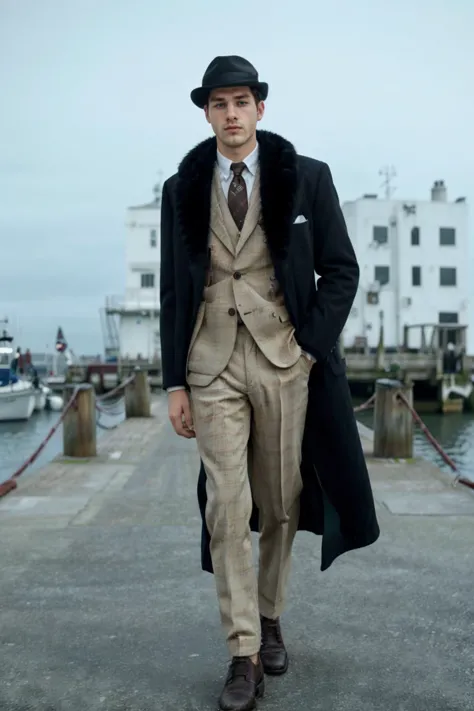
[187,165,302,386]
[160,129,380,572]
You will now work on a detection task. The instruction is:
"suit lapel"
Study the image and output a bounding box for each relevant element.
[235,169,261,256]
[212,168,238,255]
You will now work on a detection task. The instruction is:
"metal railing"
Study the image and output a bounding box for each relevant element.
[105,288,160,312]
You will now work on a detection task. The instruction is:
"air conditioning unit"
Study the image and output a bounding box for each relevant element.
[367,292,379,305]
[401,297,412,308]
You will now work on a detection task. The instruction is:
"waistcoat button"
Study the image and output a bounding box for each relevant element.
[233,271,242,280]
[228,308,236,316]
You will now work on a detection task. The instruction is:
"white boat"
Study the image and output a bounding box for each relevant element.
[0,381,36,421]
[0,330,36,421]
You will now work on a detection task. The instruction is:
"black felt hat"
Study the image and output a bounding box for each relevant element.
[190,55,268,108]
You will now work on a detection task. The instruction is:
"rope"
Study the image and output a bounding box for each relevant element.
[95,397,124,430]
[0,386,81,497]
[0,373,139,499]
[395,391,474,491]
[353,394,375,413]
[353,389,473,492]
[94,373,139,430]
[96,400,124,416]
[395,392,457,470]
[455,477,474,491]
[97,374,135,402]
[96,419,120,430]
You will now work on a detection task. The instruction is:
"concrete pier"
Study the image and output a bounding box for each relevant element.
[1,396,473,710]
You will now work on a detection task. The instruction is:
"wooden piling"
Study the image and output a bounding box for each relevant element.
[373,379,413,458]
[63,384,97,457]
[125,369,151,418]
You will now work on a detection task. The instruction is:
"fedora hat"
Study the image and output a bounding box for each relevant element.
[190,55,268,108]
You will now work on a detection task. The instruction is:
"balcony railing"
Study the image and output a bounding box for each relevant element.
[105,288,160,313]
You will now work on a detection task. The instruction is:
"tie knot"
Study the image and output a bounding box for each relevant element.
[231,162,246,178]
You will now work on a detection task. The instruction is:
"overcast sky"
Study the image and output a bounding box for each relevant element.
[1,0,472,354]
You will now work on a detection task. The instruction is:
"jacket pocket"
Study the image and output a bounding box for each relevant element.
[269,304,291,323]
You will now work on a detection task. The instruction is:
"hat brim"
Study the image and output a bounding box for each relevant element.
[190,81,268,108]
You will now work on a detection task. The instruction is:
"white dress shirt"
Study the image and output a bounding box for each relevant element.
[216,143,259,200]
[167,143,314,393]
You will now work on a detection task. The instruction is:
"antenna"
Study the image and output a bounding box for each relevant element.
[379,165,397,199]
[153,171,163,207]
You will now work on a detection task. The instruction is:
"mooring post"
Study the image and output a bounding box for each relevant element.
[125,368,151,418]
[62,383,97,457]
[373,378,413,458]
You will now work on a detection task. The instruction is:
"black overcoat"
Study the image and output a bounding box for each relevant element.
[160,130,380,573]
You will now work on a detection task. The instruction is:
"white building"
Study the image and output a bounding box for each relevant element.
[102,186,161,361]
[341,180,469,351]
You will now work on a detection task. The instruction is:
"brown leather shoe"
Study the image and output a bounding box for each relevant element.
[218,656,265,711]
[260,615,289,675]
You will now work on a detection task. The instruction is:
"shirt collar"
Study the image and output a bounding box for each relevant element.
[217,142,259,180]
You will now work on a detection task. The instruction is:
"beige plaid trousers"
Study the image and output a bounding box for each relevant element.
[190,325,310,657]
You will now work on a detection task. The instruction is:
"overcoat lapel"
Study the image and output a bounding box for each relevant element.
[175,130,299,266]
[258,132,298,261]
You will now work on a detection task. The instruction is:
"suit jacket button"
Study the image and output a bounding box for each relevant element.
[233,271,242,280]
[228,308,236,316]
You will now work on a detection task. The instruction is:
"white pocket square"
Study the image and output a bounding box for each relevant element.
[293,214,307,224]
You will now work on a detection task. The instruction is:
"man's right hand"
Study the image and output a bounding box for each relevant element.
[168,390,195,438]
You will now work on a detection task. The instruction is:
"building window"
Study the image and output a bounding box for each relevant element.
[439,227,455,246]
[150,229,157,247]
[439,312,458,324]
[373,226,388,245]
[438,312,459,348]
[411,227,420,246]
[412,266,421,286]
[374,266,390,286]
[141,273,155,288]
[439,267,456,287]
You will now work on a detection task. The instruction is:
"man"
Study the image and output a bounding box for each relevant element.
[160,55,379,711]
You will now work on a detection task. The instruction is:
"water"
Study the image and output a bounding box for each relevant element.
[356,407,474,483]
[1,401,473,488]
[0,403,125,486]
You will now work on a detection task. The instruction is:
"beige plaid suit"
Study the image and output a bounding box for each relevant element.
[188,167,310,657]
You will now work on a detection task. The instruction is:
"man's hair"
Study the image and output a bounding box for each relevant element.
[206,87,261,108]
[250,87,261,105]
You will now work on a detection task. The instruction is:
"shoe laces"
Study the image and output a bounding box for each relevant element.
[228,656,251,681]
[261,617,283,645]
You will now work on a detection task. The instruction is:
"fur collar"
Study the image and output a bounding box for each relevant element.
[175,130,298,261]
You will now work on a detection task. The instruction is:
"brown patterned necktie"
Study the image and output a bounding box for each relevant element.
[227,162,248,231]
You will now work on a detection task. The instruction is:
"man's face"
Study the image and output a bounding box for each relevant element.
[205,86,264,150]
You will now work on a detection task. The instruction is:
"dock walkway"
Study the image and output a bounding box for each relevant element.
[1,396,473,710]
